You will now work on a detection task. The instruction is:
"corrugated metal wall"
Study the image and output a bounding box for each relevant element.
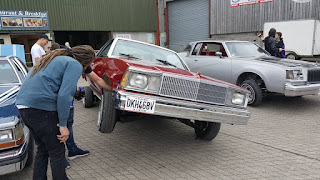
[211,0,320,35]
[168,0,209,52]
[0,0,156,31]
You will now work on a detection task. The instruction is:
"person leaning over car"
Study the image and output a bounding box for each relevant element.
[50,43,111,169]
[16,45,96,180]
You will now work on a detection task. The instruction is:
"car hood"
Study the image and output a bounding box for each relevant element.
[253,56,318,68]
[119,57,244,90]
[0,85,20,121]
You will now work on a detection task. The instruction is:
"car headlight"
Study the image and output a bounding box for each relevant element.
[0,130,13,143]
[0,121,24,149]
[286,70,303,80]
[227,90,247,107]
[232,93,245,105]
[129,73,148,89]
[121,70,161,93]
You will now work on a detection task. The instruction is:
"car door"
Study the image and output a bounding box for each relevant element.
[187,42,232,83]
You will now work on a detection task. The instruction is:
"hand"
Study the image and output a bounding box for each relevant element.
[279,48,283,52]
[57,127,69,143]
[257,32,262,37]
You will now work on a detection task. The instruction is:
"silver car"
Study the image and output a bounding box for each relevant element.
[179,40,320,106]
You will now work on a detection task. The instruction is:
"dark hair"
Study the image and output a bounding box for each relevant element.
[276,32,282,38]
[32,45,95,76]
[50,43,60,51]
[268,28,276,37]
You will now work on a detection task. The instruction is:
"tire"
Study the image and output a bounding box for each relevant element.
[97,90,118,133]
[194,121,221,141]
[82,86,94,108]
[241,79,263,106]
[286,52,300,60]
[25,133,34,167]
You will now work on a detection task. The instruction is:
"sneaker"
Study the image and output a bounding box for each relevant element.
[65,158,71,170]
[68,148,90,160]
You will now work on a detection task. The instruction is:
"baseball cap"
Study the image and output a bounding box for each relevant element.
[39,34,52,41]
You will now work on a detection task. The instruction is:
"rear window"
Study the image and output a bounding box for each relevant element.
[0,60,19,84]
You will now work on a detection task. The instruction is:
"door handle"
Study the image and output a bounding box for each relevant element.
[194,59,198,62]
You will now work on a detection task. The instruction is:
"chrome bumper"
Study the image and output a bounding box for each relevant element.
[113,90,250,125]
[284,83,320,96]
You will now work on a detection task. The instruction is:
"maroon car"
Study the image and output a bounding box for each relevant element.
[83,38,250,141]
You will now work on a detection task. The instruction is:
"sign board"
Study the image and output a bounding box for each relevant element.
[0,10,49,31]
[231,0,274,7]
[114,34,132,39]
[0,45,26,64]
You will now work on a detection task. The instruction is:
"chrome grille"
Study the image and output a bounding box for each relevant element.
[159,75,227,105]
[197,82,227,104]
[160,76,199,99]
[308,69,320,83]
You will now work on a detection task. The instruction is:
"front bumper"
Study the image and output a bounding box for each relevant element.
[0,127,30,175]
[113,90,250,125]
[284,83,320,96]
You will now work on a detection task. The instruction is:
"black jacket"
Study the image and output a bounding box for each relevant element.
[264,36,276,56]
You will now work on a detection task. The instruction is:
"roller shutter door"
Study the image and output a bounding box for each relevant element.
[168,0,209,52]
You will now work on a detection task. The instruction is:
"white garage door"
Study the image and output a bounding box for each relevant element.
[168,0,209,52]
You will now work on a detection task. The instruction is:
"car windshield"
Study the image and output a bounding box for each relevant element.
[0,60,19,84]
[226,42,269,57]
[112,39,187,70]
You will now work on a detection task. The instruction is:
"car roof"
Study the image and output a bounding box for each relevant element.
[190,40,252,44]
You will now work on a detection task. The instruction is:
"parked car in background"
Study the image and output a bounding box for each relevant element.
[82,38,250,141]
[180,40,320,106]
[264,20,320,60]
[0,56,34,175]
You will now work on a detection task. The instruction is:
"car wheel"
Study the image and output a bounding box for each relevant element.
[25,133,34,167]
[194,121,221,141]
[98,90,118,133]
[241,79,263,106]
[286,52,300,60]
[82,86,94,108]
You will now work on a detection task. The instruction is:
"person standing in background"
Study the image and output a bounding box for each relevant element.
[31,34,51,66]
[275,32,286,58]
[258,28,277,56]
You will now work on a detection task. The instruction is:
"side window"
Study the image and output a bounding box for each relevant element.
[98,40,113,57]
[200,43,228,57]
[191,43,202,55]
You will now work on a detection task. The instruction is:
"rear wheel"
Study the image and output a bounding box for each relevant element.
[286,52,300,60]
[98,90,118,133]
[241,79,263,106]
[82,86,94,108]
[194,121,221,141]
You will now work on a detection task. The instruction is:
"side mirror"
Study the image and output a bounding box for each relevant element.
[216,52,223,58]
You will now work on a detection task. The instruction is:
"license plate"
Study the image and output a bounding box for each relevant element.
[124,96,156,114]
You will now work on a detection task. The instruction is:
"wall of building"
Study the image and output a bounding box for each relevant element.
[0,0,157,32]
[211,0,319,35]
[210,32,264,47]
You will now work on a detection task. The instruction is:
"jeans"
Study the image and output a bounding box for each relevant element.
[19,108,69,180]
[66,107,77,153]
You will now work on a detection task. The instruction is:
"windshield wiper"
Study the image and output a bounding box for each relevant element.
[119,53,140,59]
[156,59,177,68]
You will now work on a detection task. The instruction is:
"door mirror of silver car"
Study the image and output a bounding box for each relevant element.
[216,52,223,58]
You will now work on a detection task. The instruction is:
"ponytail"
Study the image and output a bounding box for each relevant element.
[31,45,95,77]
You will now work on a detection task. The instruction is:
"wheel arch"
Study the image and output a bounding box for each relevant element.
[236,72,268,90]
